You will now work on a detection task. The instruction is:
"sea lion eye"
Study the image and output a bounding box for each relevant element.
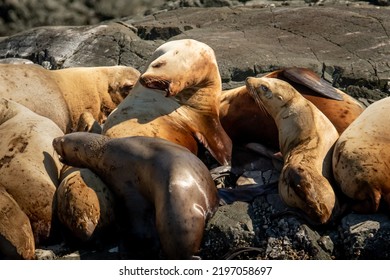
[260,85,269,92]
[152,61,166,68]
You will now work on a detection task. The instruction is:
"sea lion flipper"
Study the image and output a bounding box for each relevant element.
[282,67,343,101]
[195,130,232,166]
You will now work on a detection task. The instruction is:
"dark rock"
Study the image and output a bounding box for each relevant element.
[339,213,390,259]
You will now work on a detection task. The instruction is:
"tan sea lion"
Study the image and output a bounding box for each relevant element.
[53,132,219,259]
[0,98,63,258]
[102,39,232,166]
[0,185,35,260]
[56,166,116,241]
[0,64,140,133]
[219,67,364,148]
[246,76,339,224]
[333,97,390,213]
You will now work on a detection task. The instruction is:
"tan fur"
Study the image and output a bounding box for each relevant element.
[246,77,339,224]
[333,97,390,213]
[0,186,35,260]
[0,64,140,133]
[103,39,232,166]
[56,166,116,241]
[0,98,63,258]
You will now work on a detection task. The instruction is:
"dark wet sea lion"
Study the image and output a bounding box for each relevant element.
[53,132,219,259]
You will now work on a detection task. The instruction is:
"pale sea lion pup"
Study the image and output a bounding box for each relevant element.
[0,64,140,133]
[53,132,219,259]
[219,67,364,148]
[0,98,63,258]
[333,97,390,213]
[246,76,339,224]
[103,39,232,166]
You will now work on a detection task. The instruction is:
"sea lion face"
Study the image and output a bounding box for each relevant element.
[107,66,141,105]
[139,39,219,97]
[245,76,296,117]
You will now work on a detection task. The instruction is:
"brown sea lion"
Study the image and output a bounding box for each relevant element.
[333,97,390,213]
[246,76,339,224]
[0,64,140,133]
[53,132,219,259]
[102,39,232,166]
[0,98,63,258]
[219,67,364,148]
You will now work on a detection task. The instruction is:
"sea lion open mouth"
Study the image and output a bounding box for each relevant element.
[139,75,172,96]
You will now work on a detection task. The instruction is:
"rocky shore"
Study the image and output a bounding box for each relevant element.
[0,1,389,259]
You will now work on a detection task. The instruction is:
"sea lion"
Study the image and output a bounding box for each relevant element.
[0,98,63,258]
[246,76,339,224]
[53,133,219,259]
[333,97,390,213]
[0,185,35,260]
[56,166,116,241]
[0,64,140,133]
[219,67,364,148]
[102,39,232,166]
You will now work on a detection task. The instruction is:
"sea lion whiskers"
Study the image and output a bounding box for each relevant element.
[245,81,269,117]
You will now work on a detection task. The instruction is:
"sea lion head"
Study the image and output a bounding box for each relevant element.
[280,164,336,224]
[245,76,298,118]
[139,39,221,97]
[106,66,141,106]
[53,132,110,168]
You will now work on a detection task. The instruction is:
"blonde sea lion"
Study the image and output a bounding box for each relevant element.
[246,76,339,224]
[333,97,390,213]
[53,133,219,259]
[0,186,35,260]
[219,67,364,148]
[0,98,63,258]
[102,39,232,166]
[0,64,140,133]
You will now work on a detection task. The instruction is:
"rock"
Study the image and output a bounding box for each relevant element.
[339,213,390,259]
[201,201,256,259]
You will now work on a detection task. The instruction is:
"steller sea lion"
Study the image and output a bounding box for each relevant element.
[102,39,232,166]
[56,166,116,241]
[53,132,219,259]
[219,67,364,148]
[246,76,340,224]
[0,98,63,258]
[0,64,140,133]
[333,97,390,214]
[0,185,35,260]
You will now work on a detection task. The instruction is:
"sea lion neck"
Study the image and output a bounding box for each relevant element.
[174,85,220,115]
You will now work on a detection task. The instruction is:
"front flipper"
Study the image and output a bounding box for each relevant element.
[194,120,232,166]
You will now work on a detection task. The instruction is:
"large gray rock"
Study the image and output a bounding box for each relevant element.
[1,5,388,98]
